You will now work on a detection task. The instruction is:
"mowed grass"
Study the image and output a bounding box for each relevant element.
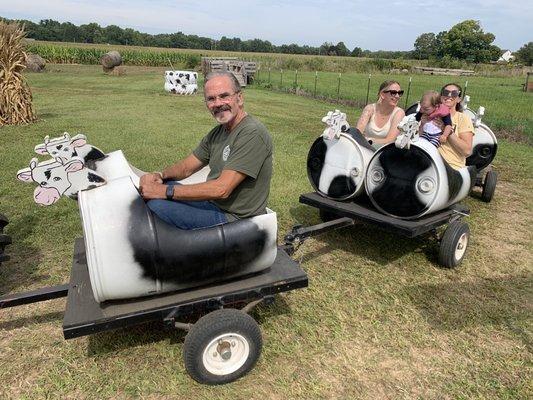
[0,64,532,399]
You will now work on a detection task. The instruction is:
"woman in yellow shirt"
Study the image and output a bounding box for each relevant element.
[438,83,475,170]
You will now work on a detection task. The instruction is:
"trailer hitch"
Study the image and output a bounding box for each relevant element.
[283,217,355,255]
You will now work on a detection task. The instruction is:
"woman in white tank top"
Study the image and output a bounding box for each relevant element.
[356,80,405,145]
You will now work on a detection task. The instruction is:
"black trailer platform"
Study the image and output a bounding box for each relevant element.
[299,192,469,238]
[63,239,308,339]
[288,192,471,268]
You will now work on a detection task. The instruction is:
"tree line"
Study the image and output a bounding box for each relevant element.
[2,16,531,65]
[1,16,411,58]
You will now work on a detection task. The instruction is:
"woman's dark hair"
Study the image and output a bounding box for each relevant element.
[441,82,463,111]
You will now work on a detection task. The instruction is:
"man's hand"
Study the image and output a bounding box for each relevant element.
[140,181,167,200]
[140,172,163,187]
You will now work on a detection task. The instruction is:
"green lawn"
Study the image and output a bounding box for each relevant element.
[0,65,531,399]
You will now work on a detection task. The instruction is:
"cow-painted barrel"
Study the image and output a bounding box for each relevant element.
[365,139,475,219]
[307,128,375,200]
[79,176,277,303]
[164,70,198,95]
[466,121,497,171]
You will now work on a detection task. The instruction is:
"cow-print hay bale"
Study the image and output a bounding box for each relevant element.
[25,53,46,72]
[0,21,36,126]
[100,51,122,71]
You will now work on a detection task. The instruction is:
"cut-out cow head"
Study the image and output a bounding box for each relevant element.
[34,132,106,163]
[395,115,420,150]
[321,110,350,140]
[17,157,106,206]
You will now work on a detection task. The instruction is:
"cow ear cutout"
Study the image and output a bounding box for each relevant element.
[64,158,85,173]
[71,137,87,148]
[34,144,48,154]
[16,168,33,182]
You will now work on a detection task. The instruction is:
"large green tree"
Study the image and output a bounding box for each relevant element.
[515,42,533,66]
[438,20,500,62]
[335,41,350,56]
[413,32,437,59]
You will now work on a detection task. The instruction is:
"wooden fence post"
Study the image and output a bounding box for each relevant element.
[314,71,318,97]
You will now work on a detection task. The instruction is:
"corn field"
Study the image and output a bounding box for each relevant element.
[26,43,201,69]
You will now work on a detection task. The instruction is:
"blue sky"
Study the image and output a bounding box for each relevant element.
[1,0,531,51]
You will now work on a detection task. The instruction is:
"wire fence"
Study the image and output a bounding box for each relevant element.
[253,68,532,135]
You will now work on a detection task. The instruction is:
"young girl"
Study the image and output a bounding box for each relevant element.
[415,91,452,147]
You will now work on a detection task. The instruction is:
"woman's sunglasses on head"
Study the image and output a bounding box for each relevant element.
[383,90,404,97]
[441,89,461,98]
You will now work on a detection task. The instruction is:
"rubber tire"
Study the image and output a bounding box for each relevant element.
[319,209,338,223]
[438,221,470,268]
[481,170,497,203]
[183,309,262,385]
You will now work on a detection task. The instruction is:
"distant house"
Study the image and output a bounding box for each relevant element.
[498,50,515,62]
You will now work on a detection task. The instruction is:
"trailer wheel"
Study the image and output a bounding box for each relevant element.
[183,309,262,385]
[481,170,497,203]
[438,221,469,268]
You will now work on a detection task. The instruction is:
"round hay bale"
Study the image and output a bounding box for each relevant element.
[100,51,122,69]
[110,66,126,76]
[25,53,45,72]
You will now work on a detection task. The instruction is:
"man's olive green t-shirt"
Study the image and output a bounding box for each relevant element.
[192,115,273,220]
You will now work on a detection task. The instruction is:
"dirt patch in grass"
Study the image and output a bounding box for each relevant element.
[477,180,532,271]
[496,127,532,145]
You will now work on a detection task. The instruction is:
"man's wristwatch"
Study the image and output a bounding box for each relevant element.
[165,184,174,200]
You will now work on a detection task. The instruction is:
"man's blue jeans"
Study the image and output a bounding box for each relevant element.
[146,183,227,230]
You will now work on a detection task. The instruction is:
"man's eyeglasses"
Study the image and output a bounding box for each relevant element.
[441,89,461,98]
[205,91,240,105]
[383,90,404,97]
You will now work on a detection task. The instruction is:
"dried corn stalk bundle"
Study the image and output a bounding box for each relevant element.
[0,21,36,126]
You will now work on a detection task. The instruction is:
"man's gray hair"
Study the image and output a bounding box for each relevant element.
[204,71,242,93]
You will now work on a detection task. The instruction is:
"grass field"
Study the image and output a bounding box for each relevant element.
[0,65,532,399]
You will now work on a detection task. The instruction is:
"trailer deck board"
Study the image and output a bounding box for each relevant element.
[63,239,308,339]
[299,192,469,237]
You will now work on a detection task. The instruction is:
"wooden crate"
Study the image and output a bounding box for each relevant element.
[201,57,258,86]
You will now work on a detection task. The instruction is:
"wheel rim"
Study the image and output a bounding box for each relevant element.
[454,233,468,260]
[202,333,250,376]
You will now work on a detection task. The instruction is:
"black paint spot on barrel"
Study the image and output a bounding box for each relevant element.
[127,199,268,286]
[370,146,431,218]
[328,175,356,198]
[443,161,462,201]
[307,137,327,192]
[467,143,497,170]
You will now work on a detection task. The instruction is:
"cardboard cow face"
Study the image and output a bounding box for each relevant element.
[34,132,105,163]
[321,110,350,140]
[17,157,106,206]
